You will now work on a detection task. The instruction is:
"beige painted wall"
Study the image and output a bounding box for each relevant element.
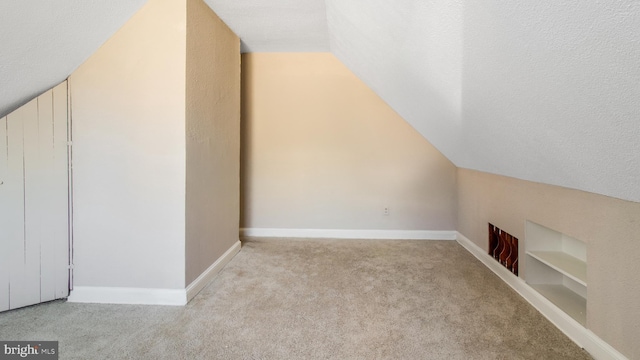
[185,0,240,285]
[457,168,640,358]
[242,53,457,231]
[69,0,187,289]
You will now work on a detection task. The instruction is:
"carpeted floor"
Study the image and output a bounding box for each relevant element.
[0,238,591,359]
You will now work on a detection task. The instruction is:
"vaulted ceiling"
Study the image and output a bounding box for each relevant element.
[0,1,147,118]
[1,0,639,202]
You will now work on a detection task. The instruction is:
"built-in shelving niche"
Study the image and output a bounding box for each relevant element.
[525,221,587,326]
[488,223,518,276]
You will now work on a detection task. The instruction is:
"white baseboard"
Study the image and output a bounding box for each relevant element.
[240,228,456,240]
[455,232,627,360]
[67,286,187,306]
[185,240,241,302]
[68,240,242,307]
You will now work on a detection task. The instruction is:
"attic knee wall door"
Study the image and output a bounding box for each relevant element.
[0,82,70,312]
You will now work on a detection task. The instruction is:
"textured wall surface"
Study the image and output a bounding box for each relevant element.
[69,0,187,289]
[457,168,640,359]
[204,0,329,53]
[185,0,241,286]
[242,53,457,231]
[0,0,146,117]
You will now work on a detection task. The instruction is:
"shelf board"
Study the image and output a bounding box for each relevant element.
[530,284,586,326]
[527,251,587,286]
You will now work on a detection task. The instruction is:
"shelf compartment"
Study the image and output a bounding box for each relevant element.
[527,251,586,286]
[525,221,588,326]
[530,284,586,326]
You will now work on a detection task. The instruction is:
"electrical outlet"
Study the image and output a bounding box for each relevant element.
[384,207,389,216]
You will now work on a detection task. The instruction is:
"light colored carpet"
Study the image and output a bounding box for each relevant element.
[0,238,591,359]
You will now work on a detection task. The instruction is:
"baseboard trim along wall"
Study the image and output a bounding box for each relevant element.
[240,228,456,240]
[455,232,627,360]
[185,240,242,302]
[68,240,242,306]
[67,286,188,306]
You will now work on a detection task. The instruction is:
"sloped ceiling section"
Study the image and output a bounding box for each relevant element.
[1,0,639,202]
[325,0,640,203]
[204,0,329,53]
[0,0,147,117]
[459,1,640,202]
[326,0,465,170]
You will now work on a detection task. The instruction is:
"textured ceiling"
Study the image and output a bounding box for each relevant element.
[0,0,147,117]
[460,1,640,202]
[1,0,639,202]
[326,0,464,172]
[322,0,640,202]
[204,0,329,53]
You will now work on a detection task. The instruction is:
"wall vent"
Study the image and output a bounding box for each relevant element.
[488,223,518,276]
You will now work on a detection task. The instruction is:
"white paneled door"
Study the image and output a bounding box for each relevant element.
[0,82,70,312]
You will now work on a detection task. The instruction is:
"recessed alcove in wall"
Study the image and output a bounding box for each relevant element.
[525,221,587,326]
